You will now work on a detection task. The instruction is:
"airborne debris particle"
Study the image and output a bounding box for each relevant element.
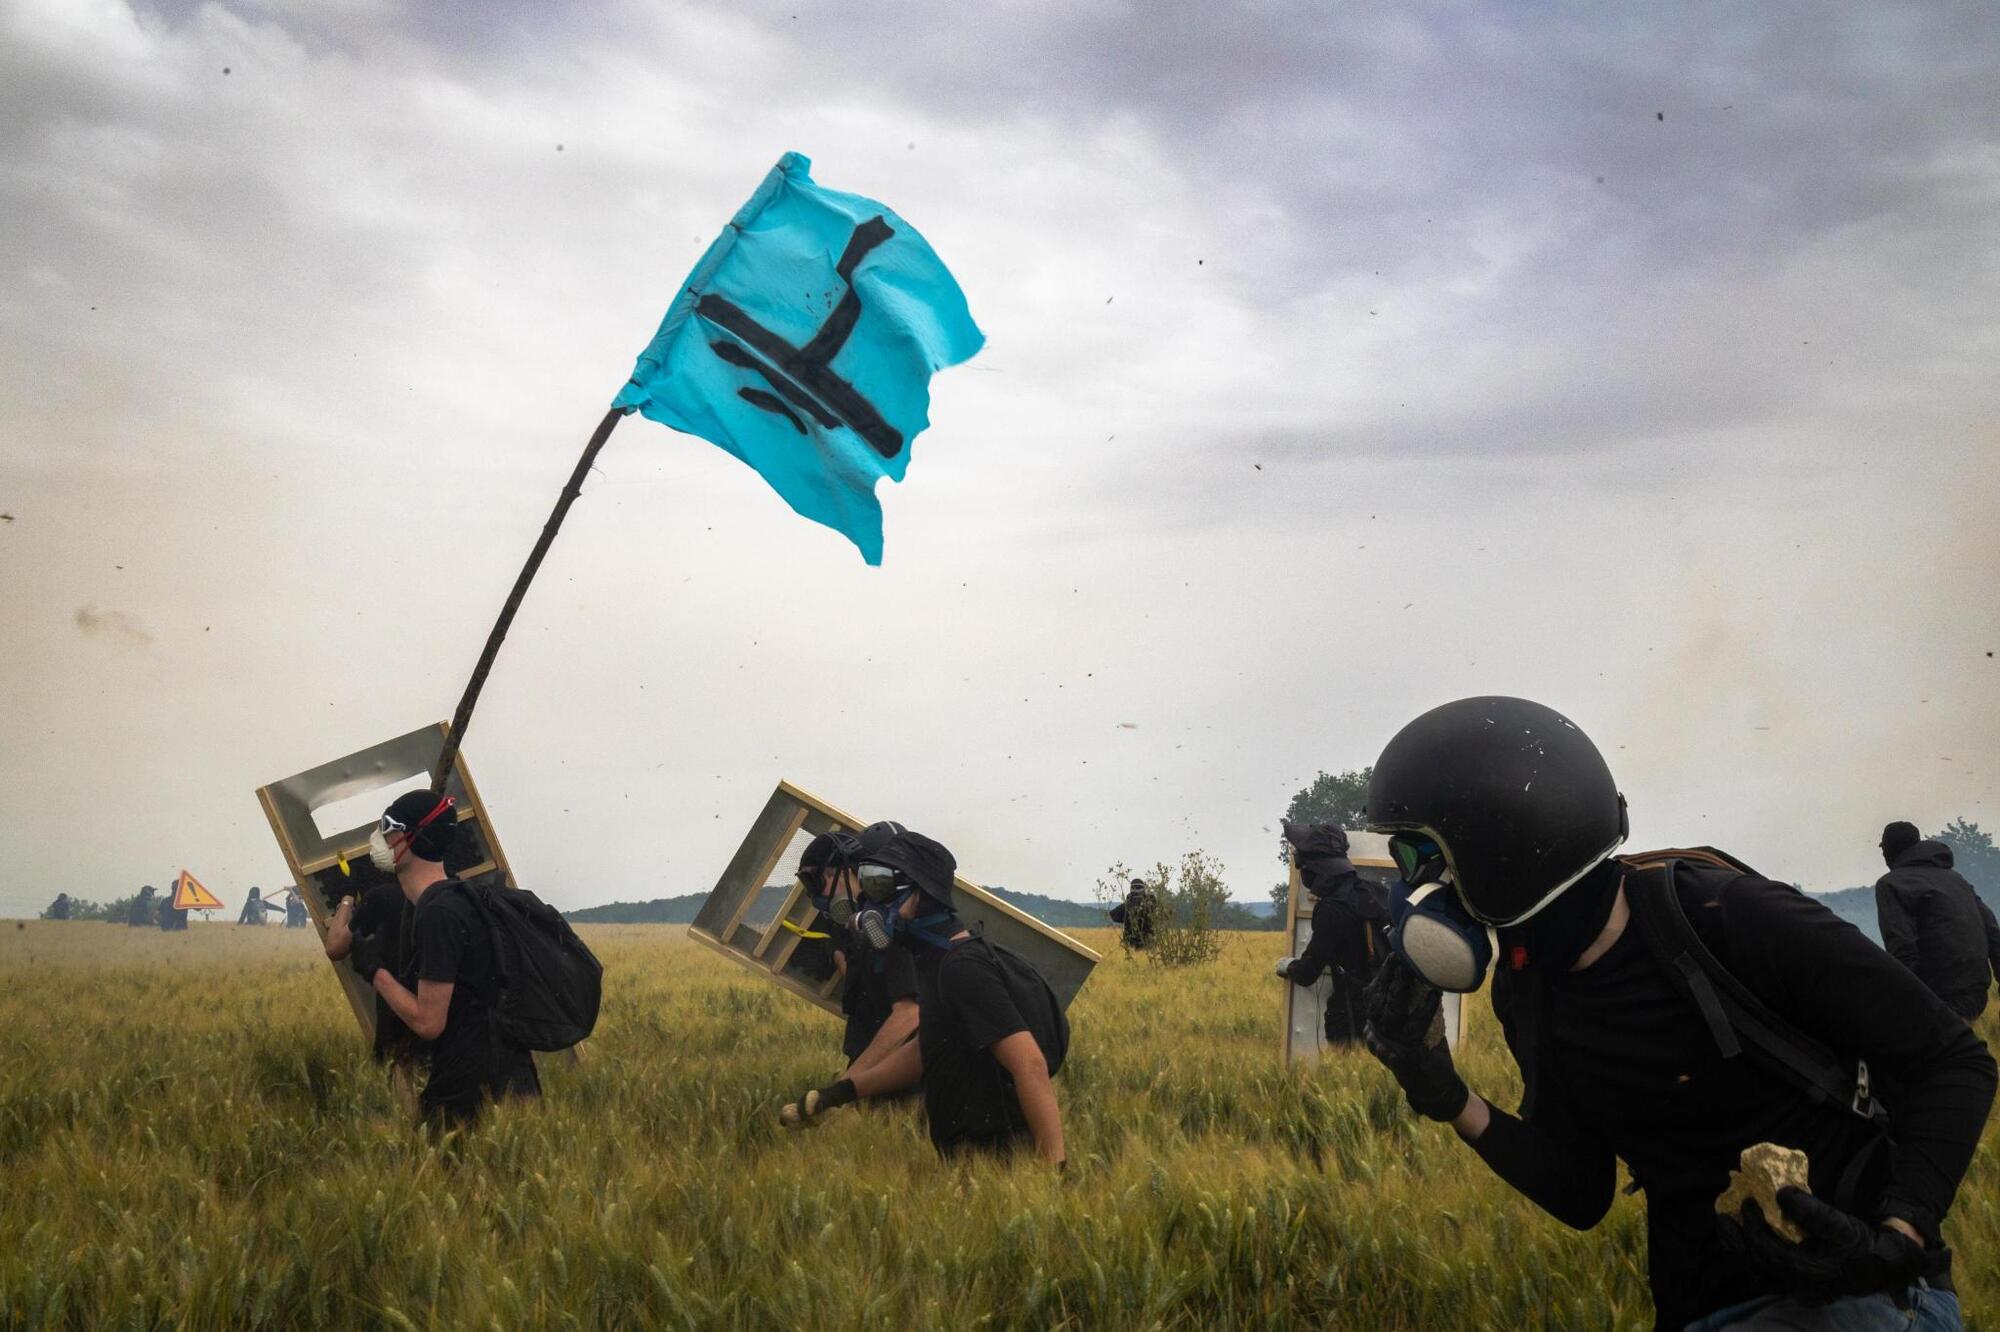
[222,66,231,74]
[1656,111,1664,121]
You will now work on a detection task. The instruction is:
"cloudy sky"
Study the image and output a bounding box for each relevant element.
[3,0,1996,917]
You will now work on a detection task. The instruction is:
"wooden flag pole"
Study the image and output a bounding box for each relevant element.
[431,407,625,791]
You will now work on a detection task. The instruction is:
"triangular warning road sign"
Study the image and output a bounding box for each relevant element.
[172,869,225,911]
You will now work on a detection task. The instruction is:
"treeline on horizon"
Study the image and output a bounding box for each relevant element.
[32,762,1997,936]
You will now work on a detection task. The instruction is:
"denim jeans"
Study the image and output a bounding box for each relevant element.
[1683,1283,1959,1331]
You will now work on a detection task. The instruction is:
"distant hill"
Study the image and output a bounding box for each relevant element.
[566,882,1988,943]
[565,886,1281,929]
[1812,887,1880,941]
[566,893,706,924]
[1809,879,1999,944]
[564,887,1113,927]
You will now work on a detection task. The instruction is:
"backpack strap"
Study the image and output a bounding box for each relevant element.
[445,878,507,1013]
[1622,859,1885,1129]
[902,910,962,951]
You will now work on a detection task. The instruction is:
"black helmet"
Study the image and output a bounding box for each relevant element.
[1365,696,1627,926]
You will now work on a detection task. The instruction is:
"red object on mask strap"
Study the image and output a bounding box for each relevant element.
[1510,944,1529,971]
[392,795,456,865]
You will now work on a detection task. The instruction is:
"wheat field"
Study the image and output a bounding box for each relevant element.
[0,921,1992,1330]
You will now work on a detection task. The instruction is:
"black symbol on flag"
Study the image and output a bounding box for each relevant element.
[699,216,906,460]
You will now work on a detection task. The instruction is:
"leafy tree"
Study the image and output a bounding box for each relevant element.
[1278,768,1373,863]
[1095,849,1247,964]
[1932,818,1996,892]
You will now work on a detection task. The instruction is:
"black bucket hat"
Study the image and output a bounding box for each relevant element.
[854,821,958,908]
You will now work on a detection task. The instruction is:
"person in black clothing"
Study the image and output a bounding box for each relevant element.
[325,870,418,1065]
[1360,697,1995,1332]
[1874,821,2000,1021]
[46,893,71,921]
[785,823,1069,1164]
[237,886,268,926]
[347,790,539,1127]
[282,887,308,929]
[127,885,156,927]
[1274,820,1387,1045]
[1108,878,1158,950]
[156,890,188,932]
[780,832,922,1127]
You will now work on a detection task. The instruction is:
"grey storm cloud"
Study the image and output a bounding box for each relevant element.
[0,0,1995,918]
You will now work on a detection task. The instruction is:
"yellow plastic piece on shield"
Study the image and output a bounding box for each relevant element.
[778,918,830,940]
[337,852,350,876]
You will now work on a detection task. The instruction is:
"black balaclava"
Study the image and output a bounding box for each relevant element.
[383,789,458,863]
[798,831,860,913]
[1496,858,1624,975]
[1880,821,1921,867]
[1284,819,1385,921]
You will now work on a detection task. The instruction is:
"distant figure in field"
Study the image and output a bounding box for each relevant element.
[238,886,269,926]
[156,890,188,932]
[1275,820,1387,1045]
[46,893,72,921]
[283,888,308,929]
[1108,878,1158,950]
[350,790,540,1127]
[126,885,156,927]
[1875,821,2000,1021]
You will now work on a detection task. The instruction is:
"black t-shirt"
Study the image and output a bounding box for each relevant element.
[411,881,538,1116]
[839,929,920,1061]
[1478,868,1996,1330]
[915,937,1066,1155]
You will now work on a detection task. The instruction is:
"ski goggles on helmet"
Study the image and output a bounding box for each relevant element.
[1388,833,1448,887]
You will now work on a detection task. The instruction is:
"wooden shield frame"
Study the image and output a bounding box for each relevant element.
[690,780,1101,1016]
[254,722,519,1041]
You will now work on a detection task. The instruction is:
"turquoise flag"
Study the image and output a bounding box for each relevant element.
[613,153,984,564]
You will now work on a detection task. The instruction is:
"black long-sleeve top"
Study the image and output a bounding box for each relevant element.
[1289,889,1380,987]
[1875,840,2000,1019]
[1471,866,1995,1331]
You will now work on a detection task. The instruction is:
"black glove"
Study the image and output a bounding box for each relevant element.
[1362,952,1468,1121]
[347,931,388,984]
[1715,1187,1943,1303]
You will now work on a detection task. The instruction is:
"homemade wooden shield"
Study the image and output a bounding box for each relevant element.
[1282,831,1461,1063]
[691,780,1101,1015]
[254,723,519,1041]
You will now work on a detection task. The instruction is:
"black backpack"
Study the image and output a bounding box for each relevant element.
[1619,848,1887,1131]
[454,879,603,1051]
